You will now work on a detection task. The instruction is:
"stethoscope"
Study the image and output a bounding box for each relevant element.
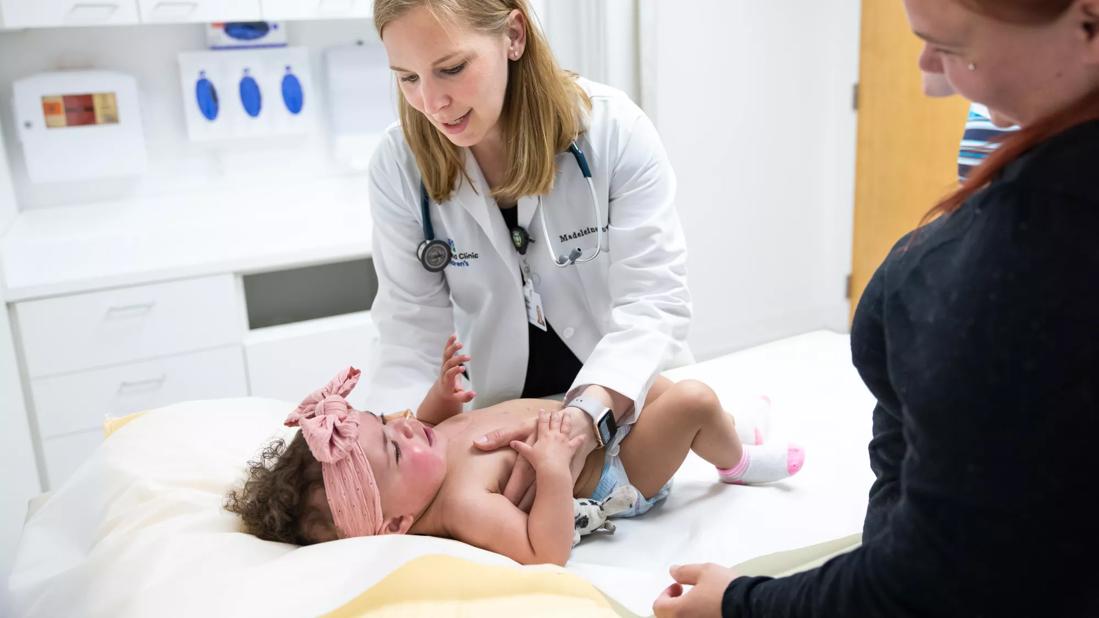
[417,141,604,273]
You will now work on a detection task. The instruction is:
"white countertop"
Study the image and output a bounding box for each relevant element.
[0,175,374,302]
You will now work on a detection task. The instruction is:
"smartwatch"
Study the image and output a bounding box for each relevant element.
[566,396,618,449]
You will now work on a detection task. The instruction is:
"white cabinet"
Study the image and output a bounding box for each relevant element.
[12,274,248,489]
[15,275,241,378]
[136,0,261,23]
[244,311,378,408]
[31,345,247,438]
[261,0,372,20]
[0,0,377,28]
[0,0,140,28]
[36,346,247,486]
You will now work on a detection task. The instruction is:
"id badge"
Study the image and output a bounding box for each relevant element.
[523,279,548,332]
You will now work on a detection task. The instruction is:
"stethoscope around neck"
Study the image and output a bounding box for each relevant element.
[416,141,603,273]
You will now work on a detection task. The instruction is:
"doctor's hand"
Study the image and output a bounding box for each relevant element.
[478,414,537,511]
[652,563,738,618]
[476,405,600,511]
[510,410,586,473]
[434,335,476,407]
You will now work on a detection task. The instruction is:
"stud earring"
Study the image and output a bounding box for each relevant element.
[968,61,977,71]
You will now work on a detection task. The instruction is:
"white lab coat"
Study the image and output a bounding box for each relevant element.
[363,78,692,423]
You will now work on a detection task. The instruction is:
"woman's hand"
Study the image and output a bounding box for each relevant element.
[510,410,586,474]
[652,563,738,618]
[476,406,600,511]
[434,334,475,406]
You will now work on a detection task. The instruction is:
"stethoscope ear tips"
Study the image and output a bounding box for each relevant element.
[555,248,583,266]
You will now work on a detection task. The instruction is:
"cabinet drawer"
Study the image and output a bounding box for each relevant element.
[41,429,103,490]
[31,345,247,438]
[137,0,260,23]
[0,0,140,28]
[261,0,372,20]
[16,275,241,378]
[244,311,377,408]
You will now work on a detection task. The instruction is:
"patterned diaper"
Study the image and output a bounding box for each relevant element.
[588,423,672,518]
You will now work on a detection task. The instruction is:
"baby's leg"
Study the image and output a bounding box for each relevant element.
[618,380,743,498]
[646,376,768,445]
[620,380,803,496]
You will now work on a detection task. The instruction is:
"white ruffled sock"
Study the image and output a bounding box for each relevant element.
[717,443,805,485]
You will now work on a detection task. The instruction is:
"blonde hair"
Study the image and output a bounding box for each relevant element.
[374,0,591,204]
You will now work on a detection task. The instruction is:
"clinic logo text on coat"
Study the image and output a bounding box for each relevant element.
[447,239,479,267]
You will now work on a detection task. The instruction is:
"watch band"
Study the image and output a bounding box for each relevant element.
[567,396,616,449]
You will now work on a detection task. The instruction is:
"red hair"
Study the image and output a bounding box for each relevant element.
[928,0,1099,220]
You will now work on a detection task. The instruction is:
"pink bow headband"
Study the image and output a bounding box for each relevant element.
[284,367,385,538]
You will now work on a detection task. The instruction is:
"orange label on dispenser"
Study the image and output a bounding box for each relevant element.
[41,92,119,128]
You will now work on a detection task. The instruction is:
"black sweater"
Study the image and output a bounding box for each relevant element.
[723,120,1099,617]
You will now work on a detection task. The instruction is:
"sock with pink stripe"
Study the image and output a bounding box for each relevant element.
[717,443,805,485]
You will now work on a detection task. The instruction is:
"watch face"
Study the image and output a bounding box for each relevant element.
[598,412,617,445]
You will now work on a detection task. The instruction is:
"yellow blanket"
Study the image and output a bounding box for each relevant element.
[322,555,637,618]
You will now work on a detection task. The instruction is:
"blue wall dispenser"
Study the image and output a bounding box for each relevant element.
[281,66,304,115]
[195,70,219,121]
[239,68,262,118]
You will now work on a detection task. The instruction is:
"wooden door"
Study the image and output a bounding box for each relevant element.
[850,0,970,317]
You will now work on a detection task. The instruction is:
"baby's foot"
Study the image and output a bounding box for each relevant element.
[735,395,772,445]
[717,443,804,485]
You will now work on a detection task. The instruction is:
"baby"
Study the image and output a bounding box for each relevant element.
[227,340,804,566]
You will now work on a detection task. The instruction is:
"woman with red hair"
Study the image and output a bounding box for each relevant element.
[654,1,1099,616]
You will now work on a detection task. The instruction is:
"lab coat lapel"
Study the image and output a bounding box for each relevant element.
[454,151,517,266]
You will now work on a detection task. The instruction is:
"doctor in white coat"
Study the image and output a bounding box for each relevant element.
[365,0,692,494]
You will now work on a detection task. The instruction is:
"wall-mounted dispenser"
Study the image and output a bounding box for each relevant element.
[178,47,313,141]
[12,70,148,183]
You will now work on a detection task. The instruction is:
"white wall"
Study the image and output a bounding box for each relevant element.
[0,117,40,615]
[536,0,640,103]
[0,20,385,212]
[642,0,861,360]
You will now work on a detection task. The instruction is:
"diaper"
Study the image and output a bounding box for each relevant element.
[588,423,671,518]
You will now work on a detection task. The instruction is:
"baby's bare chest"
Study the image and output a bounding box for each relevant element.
[437,401,562,494]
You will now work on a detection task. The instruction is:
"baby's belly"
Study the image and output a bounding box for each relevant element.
[440,399,606,500]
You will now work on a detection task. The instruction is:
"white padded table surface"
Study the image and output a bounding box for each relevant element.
[10,330,874,617]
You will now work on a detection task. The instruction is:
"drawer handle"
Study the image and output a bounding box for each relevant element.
[318,0,354,13]
[66,3,120,23]
[105,302,156,318]
[150,1,198,18]
[117,375,167,393]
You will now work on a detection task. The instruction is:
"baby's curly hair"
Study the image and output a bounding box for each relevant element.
[225,432,338,545]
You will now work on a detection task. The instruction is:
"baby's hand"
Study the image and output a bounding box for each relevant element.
[435,334,476,406]
[510,409,585,474]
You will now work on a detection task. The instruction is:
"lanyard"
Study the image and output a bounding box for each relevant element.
[513,197,548,332]
[509,197,538,257]
[514,197,537,283]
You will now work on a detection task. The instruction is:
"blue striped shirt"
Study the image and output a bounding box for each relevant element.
[957,103,1018,181]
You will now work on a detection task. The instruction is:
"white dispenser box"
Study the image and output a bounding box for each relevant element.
[178,47,314,142]
[12,71,148,183]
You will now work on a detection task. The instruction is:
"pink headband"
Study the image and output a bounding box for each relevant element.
[284,367,385,539]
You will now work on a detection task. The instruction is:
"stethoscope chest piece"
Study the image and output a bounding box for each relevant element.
[417,238,452,273]
[416,140,601,273]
